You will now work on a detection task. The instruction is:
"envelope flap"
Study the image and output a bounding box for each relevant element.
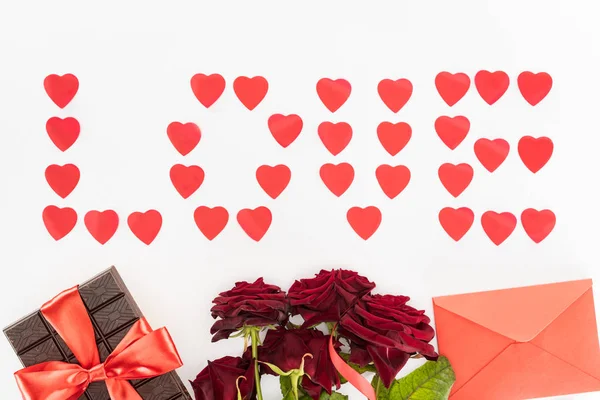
[433,279,592,342]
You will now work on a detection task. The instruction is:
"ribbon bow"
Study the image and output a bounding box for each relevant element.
[14,286,183,400]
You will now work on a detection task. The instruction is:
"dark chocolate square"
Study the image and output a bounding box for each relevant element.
[5,313,51,353]
[92,296,137,335]
[4,266,191,400]
[20,337,65,367]
[136,374,183,400]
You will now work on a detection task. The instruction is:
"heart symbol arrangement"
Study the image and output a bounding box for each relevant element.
[39,71,555,246]
[256,165,291,199]
[167,122,201,156]
[475,70,510,105]
[377,79,413,112]
[190,73,226,108]
[435,72,470,106]
[320,163,355,197]
[44,74,79,108]
[234,76,268,110]
[437,208,555,243]
[377,122,411,156]
[46,117,80,151]
[435,116,470,150]
[45,164,80,198]
[318,122,352,155]
[268,114,303,148]
[317,78,352,112]
[347,206,382,240]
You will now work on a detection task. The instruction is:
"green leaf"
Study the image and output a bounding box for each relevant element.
[280,376,292,397]
[372,375,391,400]
[320,391,349,400]
[389,356,456,400]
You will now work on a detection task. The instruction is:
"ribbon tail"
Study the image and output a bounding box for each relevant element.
[329,334,376,400]
[106,379,142,400]
[14,361,88,400]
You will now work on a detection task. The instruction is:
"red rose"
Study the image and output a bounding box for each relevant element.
[258,327,341,399]
[191,356,256,400]
[339,294,438,388]
[210,278,289,341]
[288,269,375,326]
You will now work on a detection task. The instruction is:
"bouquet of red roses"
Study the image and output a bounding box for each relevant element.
[191,269,455,400]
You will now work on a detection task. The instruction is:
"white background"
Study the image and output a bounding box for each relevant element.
[0,1,599,399]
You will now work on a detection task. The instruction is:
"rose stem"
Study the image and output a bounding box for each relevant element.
[250,328,264,400]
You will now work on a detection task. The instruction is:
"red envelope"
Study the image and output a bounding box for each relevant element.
[433,279,600,399]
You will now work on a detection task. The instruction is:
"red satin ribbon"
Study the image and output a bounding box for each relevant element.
[329,333,376,400]
[14,286,183,400]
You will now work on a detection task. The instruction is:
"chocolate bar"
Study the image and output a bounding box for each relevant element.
[4,266,192,400]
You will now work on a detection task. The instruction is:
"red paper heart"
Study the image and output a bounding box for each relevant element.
[347,206,382,240]
[84,210,119,245]
[318,122,352,155]
[518,72,552,106]
[377,79,413,112]
[256,165,291,199]
[167,122,201,156]
[435,72,470,106]
[44,74,79,108]
[435,116,470,150]
[45,164,80,198]
[42,206,77,240]
[128,210,162,245]
[518,136,553,173]
[475,70,510,105]
[233,76,268,110]
[376,165,411,199]
[474,138,510,172]
[46,117,80,151]
[316,78,351,112]
[377,122,411,156]
[320,163,354,197]
[190,73,225,108]
[170,164,205,199]
[194,206,229,240]
[439,207,474,241]
[438,163,473,197]
[521,209,556,243]
[481,211,517,245]
[237,207,272,242]
[268,114,303,148]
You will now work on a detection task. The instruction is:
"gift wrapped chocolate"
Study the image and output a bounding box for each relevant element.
[4,266,192,400]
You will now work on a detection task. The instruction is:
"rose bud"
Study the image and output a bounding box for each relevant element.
[288,269,375,327]
[258,327,341,400]
[191,356,255,400]
[339,294,438,388]
[210,278,289,341]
